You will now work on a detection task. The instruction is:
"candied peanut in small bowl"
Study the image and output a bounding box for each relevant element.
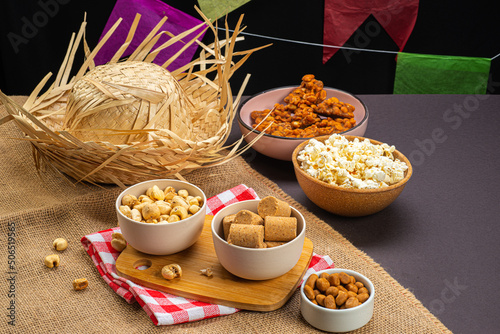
[300,268,375,332]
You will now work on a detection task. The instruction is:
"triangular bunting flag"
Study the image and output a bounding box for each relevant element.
[394,52,491,94]
[94,0,206,71]
[323,0,419,63]
[198,0,252,21]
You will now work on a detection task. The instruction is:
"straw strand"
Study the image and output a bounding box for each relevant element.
[0,10,269,187]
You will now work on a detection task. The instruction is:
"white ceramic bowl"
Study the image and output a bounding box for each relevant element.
[116,179,207,255]
[237,86,368,161]
[211,199,306,280]
[300,268,375,332]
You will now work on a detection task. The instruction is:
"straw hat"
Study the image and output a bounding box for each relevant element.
[64,61,193,144]
[0,10,268,187]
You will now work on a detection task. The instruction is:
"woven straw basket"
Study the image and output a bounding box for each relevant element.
[0,10,268,187]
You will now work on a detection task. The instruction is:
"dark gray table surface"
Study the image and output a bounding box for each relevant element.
[227,94,500,334]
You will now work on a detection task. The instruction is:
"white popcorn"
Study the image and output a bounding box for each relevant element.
[297,134,408,189]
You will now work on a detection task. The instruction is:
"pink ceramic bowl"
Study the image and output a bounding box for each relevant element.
[237,86,368,161]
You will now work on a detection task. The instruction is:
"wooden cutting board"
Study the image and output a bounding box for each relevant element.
[115,216,314,311]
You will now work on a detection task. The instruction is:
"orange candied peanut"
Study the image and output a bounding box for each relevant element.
[250,75,356,138]
[301,74,315,82]
[316,98,355,118]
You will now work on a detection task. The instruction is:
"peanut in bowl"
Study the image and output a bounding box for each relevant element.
[115,179,207,255]
[300,268,375,332]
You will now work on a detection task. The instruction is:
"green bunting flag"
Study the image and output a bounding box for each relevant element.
[393,52,491,94]
[198,0,251,21]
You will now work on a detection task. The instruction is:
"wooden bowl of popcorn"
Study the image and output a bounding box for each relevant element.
[115,179,207,255]
[292,135,413,217]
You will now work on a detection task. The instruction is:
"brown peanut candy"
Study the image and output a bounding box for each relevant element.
[337,285,348,293]
[324,294,337,309]
[336,290,349,306]
[339,272,351,285]
[73,278,89,291]
[348,291,358,298]
[346,283,358,293]
[325,285,339,297]
[303,271,370,310]
[345,296,361,309]
[315,277,330,293]
[304,285,316,300]
[328,273,340,286]
[357,293,370,303]
[319,272,330,280]
[305,273,318,289]
[358,287,369,295]
[316,294,326,306]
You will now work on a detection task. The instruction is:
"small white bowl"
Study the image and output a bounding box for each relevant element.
[116,179,207,255]
[300,268,375,332]
[211,199,306,280]
[237,86,368,161]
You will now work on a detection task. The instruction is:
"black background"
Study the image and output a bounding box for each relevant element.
[0,0,499,96]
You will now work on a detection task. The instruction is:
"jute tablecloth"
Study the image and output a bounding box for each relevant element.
[0,97,451,333]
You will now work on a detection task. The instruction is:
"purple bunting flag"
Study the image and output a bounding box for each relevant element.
[94,0,206,71]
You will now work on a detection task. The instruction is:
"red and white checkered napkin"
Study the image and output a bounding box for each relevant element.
[81,184,335,326]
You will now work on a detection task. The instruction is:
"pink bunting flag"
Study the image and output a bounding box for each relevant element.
[323,0,419,63]
[94,0,206,71]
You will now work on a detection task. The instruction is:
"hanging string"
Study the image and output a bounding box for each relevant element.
[220,28,498,60]
[221,28,399,55]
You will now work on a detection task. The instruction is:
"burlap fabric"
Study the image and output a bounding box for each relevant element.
[1,96,451,333]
